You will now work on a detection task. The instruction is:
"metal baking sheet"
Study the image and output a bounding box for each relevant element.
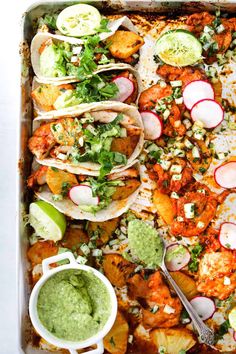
[18,1,236,353]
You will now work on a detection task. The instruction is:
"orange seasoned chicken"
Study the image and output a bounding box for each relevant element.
[186,12,236,61]
[170,183,231,237]
[28,123,56,159]
[138,83,186,137]
[197,251,236,300]
[27,165,48,188]
[128,271,182,329]
[157,65,206,88]
[149,158,193,195]
[27,241,58,266]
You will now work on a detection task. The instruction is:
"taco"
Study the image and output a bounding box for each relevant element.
[28,102,144,177]
[31,65,141,113]
[27,163,141,222]
[31,16,144,83]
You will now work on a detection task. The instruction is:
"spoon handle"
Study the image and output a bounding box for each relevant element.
[161,264,215,345]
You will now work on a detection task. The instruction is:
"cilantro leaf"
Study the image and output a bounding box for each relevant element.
[38,14,58,30]
[188,244,203,272]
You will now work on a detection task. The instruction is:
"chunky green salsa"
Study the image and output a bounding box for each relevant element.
[37,269,111,341]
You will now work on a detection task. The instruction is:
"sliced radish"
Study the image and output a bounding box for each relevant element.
[112,76,135,102]
[165,243,190,271]
[191,99,224,129]
[219,222,236,250]
[214,162,236,188]
[233,331,236,342]
[69,185,99,206]
[183,80,215,110]
[140,111,163,140]
[190,296,216,321]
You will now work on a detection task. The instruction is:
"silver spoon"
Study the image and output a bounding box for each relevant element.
[160,243,215,346]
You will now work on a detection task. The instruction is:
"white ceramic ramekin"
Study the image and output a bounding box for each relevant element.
[29,252,117,354]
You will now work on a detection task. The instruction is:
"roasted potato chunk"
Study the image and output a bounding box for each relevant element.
[61,226,88,251]
[170,271,198,300]
[31,84,61,112]
[111,136,139,158]
[108,30,144,59]
[153,190,175,225]
[103,254,135,287]
[87,218,119,245]
[104,311,129,354]
[46,167,78,195]
[151,328,196,354]
[112,179,140,201]
[27,241,58,266]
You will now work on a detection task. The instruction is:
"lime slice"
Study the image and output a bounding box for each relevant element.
[56,4,101,37]
[155,29,202,67]
[29,201,66,242]
[229,307,236,331]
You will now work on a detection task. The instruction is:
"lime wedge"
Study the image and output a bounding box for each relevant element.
[229,307,236,331]
[155,29,202,67]
[56,4,102,37]
[29,201,66,242]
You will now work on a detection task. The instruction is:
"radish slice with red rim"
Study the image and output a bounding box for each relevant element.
[165,243,190,271]
[183,80,215,110]
[69,185,99,206]
[190,296,216,321]
[112,76,135,102]
[190,99,224,129]
[219,222,236,250]
[214,162,236,189]
[233,331,236,342]
[140,111,163,140]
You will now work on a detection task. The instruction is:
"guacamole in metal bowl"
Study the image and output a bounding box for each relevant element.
[37,269,111,342]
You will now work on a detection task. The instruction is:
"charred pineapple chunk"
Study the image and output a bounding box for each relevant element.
[170,271,198,300]
[108,30,144,59]
[87,218,119,245]
[103,254,135,288]
[153,190,175,225]
[50,118,81,146]
[31,84,61,111]
[104,311,129,354]
[111,179,140,201]
[151,328,196,354]
[46,167,78,195]
[111,136,139,158]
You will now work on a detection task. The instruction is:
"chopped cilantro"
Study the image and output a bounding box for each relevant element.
[215,320,230,342]
[188,244,203,272]
[199,167,206,174]
[109,336,116,347]
[38,13,58,30]
[61,182,71,197]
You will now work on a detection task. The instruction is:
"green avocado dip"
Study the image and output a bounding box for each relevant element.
[128,220,164,268]
[37,269,111,342]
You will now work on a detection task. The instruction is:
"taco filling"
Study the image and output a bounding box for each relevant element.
[28,113,141,177]
[28,165,141,214]
[37,29,144,80]
[31,69,138,111]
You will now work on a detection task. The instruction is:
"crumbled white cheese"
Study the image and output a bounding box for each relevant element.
[172,173,182,181]
[224,276,231,285]
[171,192,179,199]
[170,164,182,174]
[163,304,176,314]
[184,203,195,219]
